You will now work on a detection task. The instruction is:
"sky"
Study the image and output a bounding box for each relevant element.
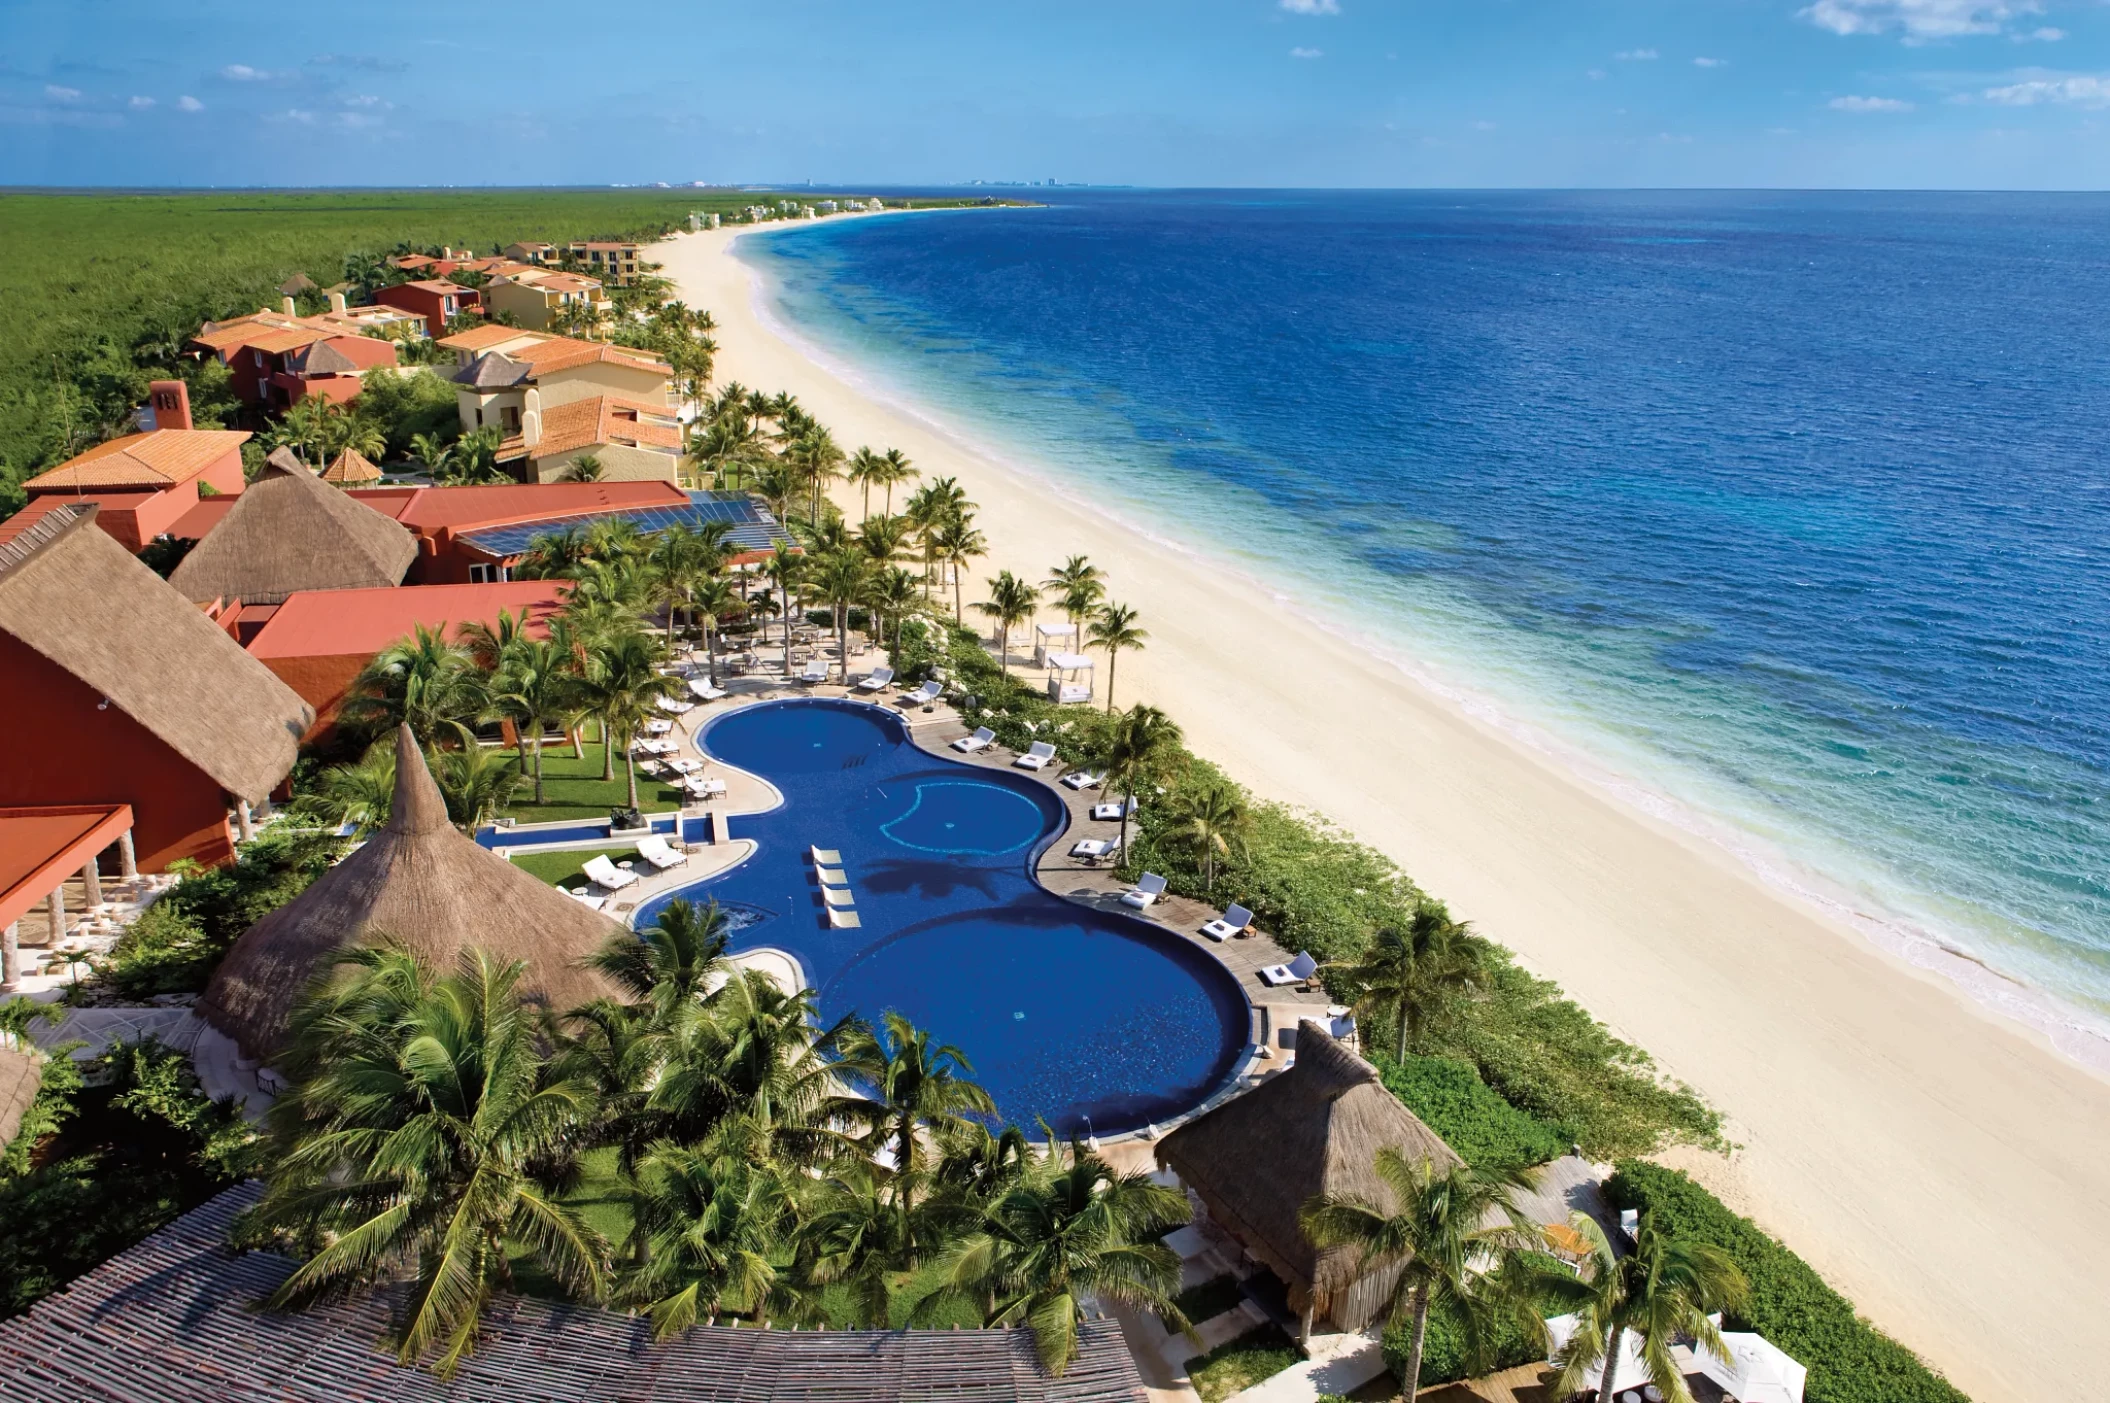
[5,0,2110,189]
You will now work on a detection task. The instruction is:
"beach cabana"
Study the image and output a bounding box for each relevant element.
[1693,1331,1807,1403]
[197,726,621,1062]
[168,448,417,609]
[1033,621,1077,665]
[1156,1024,1462,1338]
[1043,650,1094,705]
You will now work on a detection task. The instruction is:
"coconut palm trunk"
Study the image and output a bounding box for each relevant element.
[1401,1286,1432,1403]
[1600,1327,1625,1403]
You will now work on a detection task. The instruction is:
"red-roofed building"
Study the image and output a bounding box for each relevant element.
[347,479,692,582]
[246,580,568,740]
[373,279,480,335]
[20,382,251,552]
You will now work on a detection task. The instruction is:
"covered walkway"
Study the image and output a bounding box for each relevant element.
[0,804,137,992]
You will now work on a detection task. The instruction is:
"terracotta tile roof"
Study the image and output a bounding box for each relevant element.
[510,336,667,377]
[24,429,252,491]
[438,323,552,353]
[529,272,603,294]
[189,310,305,353]
[498,395,681,462]
[344,480,688,531]
[401,278,470,293]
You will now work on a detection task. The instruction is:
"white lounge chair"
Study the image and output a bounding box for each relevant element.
[1200,904,1254,942]
[582,854,639,892]
[815,865,849,886]
[644,718,674,735]
[1069,839,1111,860]
[1015,741,1056,771]
[1120,872,1167,909]
[688,678,729,702]
[566,887,607,911]
[812,846,842,866]
[899,679,941,706]
[829,907,863,929]
[823,886,856,908]
[798,659,830,684]
[1060,770,1103,791]
[857,667,895,692]
[953,727,995,753]
[1260,951,1320,987]
[666,757,701,774]
[637,834,688,871]
[657,696,693,714]
[683,774,726,799]
[1091,796,1137,822]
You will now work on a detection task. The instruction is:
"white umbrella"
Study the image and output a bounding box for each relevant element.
[1692,1332,1806,1403]
[1544,1314,1653,1398]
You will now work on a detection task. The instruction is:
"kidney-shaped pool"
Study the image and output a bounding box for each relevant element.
[632,698,1249,1134]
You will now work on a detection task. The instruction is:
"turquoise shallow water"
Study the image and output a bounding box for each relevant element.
[735,190,2110,1042]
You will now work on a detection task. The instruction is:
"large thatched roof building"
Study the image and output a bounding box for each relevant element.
[0,502,313,870]
[168,448,417,607]
[0,1183,1148,1403]
[1156,1025,1462,1337]
[198,726,622,1060]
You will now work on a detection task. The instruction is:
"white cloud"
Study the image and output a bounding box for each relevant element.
[1614,48,1659,60]
[1799,0,2038,42]
[344,94,388,108]
[1471,119,1497,130]
[1290,46,1324,58]
[220,63,272,81]
[177,95,204,112]
[1830,93,1917,109]
[1279,0,1339,12]
[1693,56,1728,67]
[2017,25,2065,40]
[129,95,155,109]
[1982,73,2110,104]
[1587,68,1608,79]
[44,84,81,101]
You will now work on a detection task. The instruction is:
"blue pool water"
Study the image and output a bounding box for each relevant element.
[634,699,1249,1133]
[742,191,2110,1045]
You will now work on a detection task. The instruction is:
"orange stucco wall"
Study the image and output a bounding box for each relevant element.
[259,652,367,742]
[0,632,237,871]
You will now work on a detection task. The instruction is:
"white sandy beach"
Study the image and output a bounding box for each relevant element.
[659,218,2110,1402]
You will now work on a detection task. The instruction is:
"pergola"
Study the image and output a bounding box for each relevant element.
[0,804,135,992]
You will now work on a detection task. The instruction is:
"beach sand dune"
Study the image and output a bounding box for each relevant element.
[661,221,2110,1402]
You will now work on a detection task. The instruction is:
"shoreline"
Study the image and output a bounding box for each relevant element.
[658,219,2110,1402]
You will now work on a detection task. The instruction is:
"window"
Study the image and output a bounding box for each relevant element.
[501,406,520,430]
[468,562,494,583]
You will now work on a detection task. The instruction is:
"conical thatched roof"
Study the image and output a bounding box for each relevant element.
[168,448,417,605]
[288,339,360,376]
[278,272,318,296]
[1156,1025,1461,1295]
[0,503,310,804]
[197,726,624,1060]
[320,447,383,485]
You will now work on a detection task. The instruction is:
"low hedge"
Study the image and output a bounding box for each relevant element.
[1606,1162,1969,1403]
[1368,1051,1569,1173]
[1380,1290,1546,1388]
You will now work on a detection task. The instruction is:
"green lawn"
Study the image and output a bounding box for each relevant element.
[509,847,644,891]
[499,741,688,822]
[1186,1325,1305,1403]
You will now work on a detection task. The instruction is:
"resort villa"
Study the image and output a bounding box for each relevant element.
[372,277,480,333]
[245,579,567,739]
[566,240,645,285]
[0,502,310,874]
[189,300,414,406]
[14,381,248,552]
[479,266,611,330]
[438,326,674,429]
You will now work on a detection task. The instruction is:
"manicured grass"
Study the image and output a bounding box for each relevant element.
[1167,1274,1246,1329]
[509,848,643,891]
[498,742,687,822]
[1185,1324,1305,1403]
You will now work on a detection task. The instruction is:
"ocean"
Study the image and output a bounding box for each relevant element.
[735,190,2110,1053]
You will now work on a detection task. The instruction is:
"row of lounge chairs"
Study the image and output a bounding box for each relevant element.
[812,846,862,929]
[950,728,1058,772]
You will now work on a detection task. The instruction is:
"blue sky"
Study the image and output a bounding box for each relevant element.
[5,0,2110,188]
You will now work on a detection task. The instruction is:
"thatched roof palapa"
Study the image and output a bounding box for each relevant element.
[198,726,623,1060]
[321,447,384,485]
[1156,1025,1462,1298]
[0,504,310,804]
[168,448,418,605]
[0,1043,42,1151]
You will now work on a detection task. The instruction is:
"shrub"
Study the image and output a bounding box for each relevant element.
[102,829,341,997]
[1606,1162,1969,1403]
[1184,1324,1303,1403]
[1368,1051,1569,1173]
[1381,1290,1546,1387]
[101,901,215,998]
[0,1037,82,1179]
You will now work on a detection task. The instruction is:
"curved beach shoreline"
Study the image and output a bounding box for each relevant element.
[658,218,2110,1402]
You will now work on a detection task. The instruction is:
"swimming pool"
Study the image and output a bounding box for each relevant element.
[632,698,1250,1134]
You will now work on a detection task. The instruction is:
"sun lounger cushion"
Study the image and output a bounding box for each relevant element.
[811,847,842,866]
[688,678,728,701]
[800,660,830,683]
[1015,741,1056,770]
[1061,770,1102,790]
[829,907,863,929]
[953,727,995,752]
[815,866,849,886]
[1259,950,1320,986]
[567,888,608,911]
[1120,872,1167,908]
[1070,839,1110,859]
[1200,904,1255,941]
[1091,797,1136,821]
[823,886,856,907]
[857,668,895,691]
[637,834,687,870]
[583,855,638,890]
[901,680,941,704]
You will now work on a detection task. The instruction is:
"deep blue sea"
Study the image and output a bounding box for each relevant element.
[737,190,2110,1042]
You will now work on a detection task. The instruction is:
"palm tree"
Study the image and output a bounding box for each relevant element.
[621,1133,812,1334]
[787,423,844,523]
[514,525,590,579]
[1331,904,1493,1063]
[836,1011,996,1223]
[647,524,701,646]
[1301,1154,1551,1403]
[560,453,605,483]
[692,574,743,687]
[847,446,886,520]
[1548,1210,1749,1403]
[1086,602,1147,714]
[298,737,398,835]
[587,896,730,1020]
[409,431,455,481]
[247,949,608,1377]
[933,516,989,624]
[800,1160,916,1328]
[869,566,924,658]
[576,628,679,803]
[811,549,872,682]
[878,447,918,514]
[1163,779,1249,894]
[1104,704,1183,858]
[972,570,1040,674]
[857,513,913,570]
[1044,556,1105,640]
[459,607,533,674]
[487,638,579,805]
[764,546,807,680]
[432,743,527,832]
[342,625,488,748]
[920,1138,1191,1375]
